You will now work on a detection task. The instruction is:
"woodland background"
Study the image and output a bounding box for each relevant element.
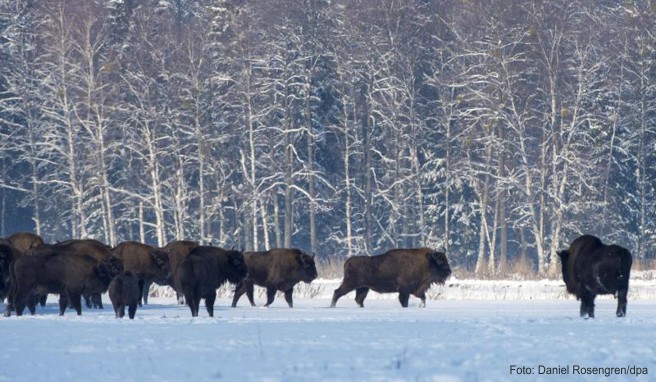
[1,0,655,276]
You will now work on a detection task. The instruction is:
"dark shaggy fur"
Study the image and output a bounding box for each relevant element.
[231,248,318,308]
[163,240,199,304]
[112,241,171,306]
[331,248,451,308]
[175,246,248,317]
[558,234,632,318]
[7,250,123,316]
[47,239,118,309]
[108,271,140,319]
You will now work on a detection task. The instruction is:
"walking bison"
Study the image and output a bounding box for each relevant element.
[7,249,123,316]
[108,271,140,319]
[175,246,247,317]
[557,234,632,318]
[330,248,451,308]
[231,248,318,308]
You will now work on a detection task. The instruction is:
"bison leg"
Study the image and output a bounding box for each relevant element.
[231,281,250,308]
[245,282,256,307]
[58,294,69,316]
[176,291,185,305]
[579,292,595,319]
[128,303,137,319]
[112,301,120,318]
[264,286,276,307]
[616,288,628,318]
[330,283,355,308]
[283,289,294,308]
[89,294,103,309]
[27,295,37,315]
[415,291,427,308]
[119,305,126,318]
[142,281,151,305]
[354,287,369,308]
[398,289,410,308]
[39,294,47,307]
[83,294,93,309]
[205,291,217,317]
[68,292,83,316]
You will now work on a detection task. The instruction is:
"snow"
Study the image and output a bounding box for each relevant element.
[2,279,655,381]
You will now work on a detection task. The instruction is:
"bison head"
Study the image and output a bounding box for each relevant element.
[150,249,172,282]
[226,250,248,284]
[296,252,318,283]
[95,256,124,286]
[428,251,451,284]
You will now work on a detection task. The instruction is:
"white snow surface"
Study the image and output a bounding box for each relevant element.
[2,278,655,382]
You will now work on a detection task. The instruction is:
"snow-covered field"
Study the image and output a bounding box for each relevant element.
[2,278,655,382]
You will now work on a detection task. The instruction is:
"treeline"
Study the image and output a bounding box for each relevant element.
[0,0,655,275]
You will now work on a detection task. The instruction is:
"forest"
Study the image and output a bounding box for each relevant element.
[0,0,655,276]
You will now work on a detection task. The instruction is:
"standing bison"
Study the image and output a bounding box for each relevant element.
[108,271,140,319]
[175,246,247,317]
[49,239,116,309]
[112,241,171,305]
[8,250,123,316]
[557,234,632,318]
[163,240,199,304]
[231,248,318,308]
[330,248,451,308]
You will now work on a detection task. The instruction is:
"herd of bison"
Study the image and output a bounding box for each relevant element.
[0,232,633,319]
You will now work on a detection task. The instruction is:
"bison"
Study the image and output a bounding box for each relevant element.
[48,239,117,309]
[108,271,140,319]
[0,242,22,301]
[112,241,171,306]
[557,234,632,318]
[162,240,199,304]
[175,246,247,317]
[6,232,44,253]
[330,248,451,308]
[8,249,123,316]
[231,248,317,308]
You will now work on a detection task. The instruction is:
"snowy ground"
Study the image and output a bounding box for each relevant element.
[2,279,655,382]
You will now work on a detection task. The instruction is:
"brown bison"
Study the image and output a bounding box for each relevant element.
[48,239,116,309]
[557,234,632,318]
[6,232,44,253]
[8,249,123,316]
[162,240,199,304]
[108,271,140,319]
[112,241,171,306]
[231,248,317,308]
[330,248,451,308]
[175,246,248,317]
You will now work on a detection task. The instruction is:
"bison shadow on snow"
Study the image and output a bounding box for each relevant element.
[558,234,632,318]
